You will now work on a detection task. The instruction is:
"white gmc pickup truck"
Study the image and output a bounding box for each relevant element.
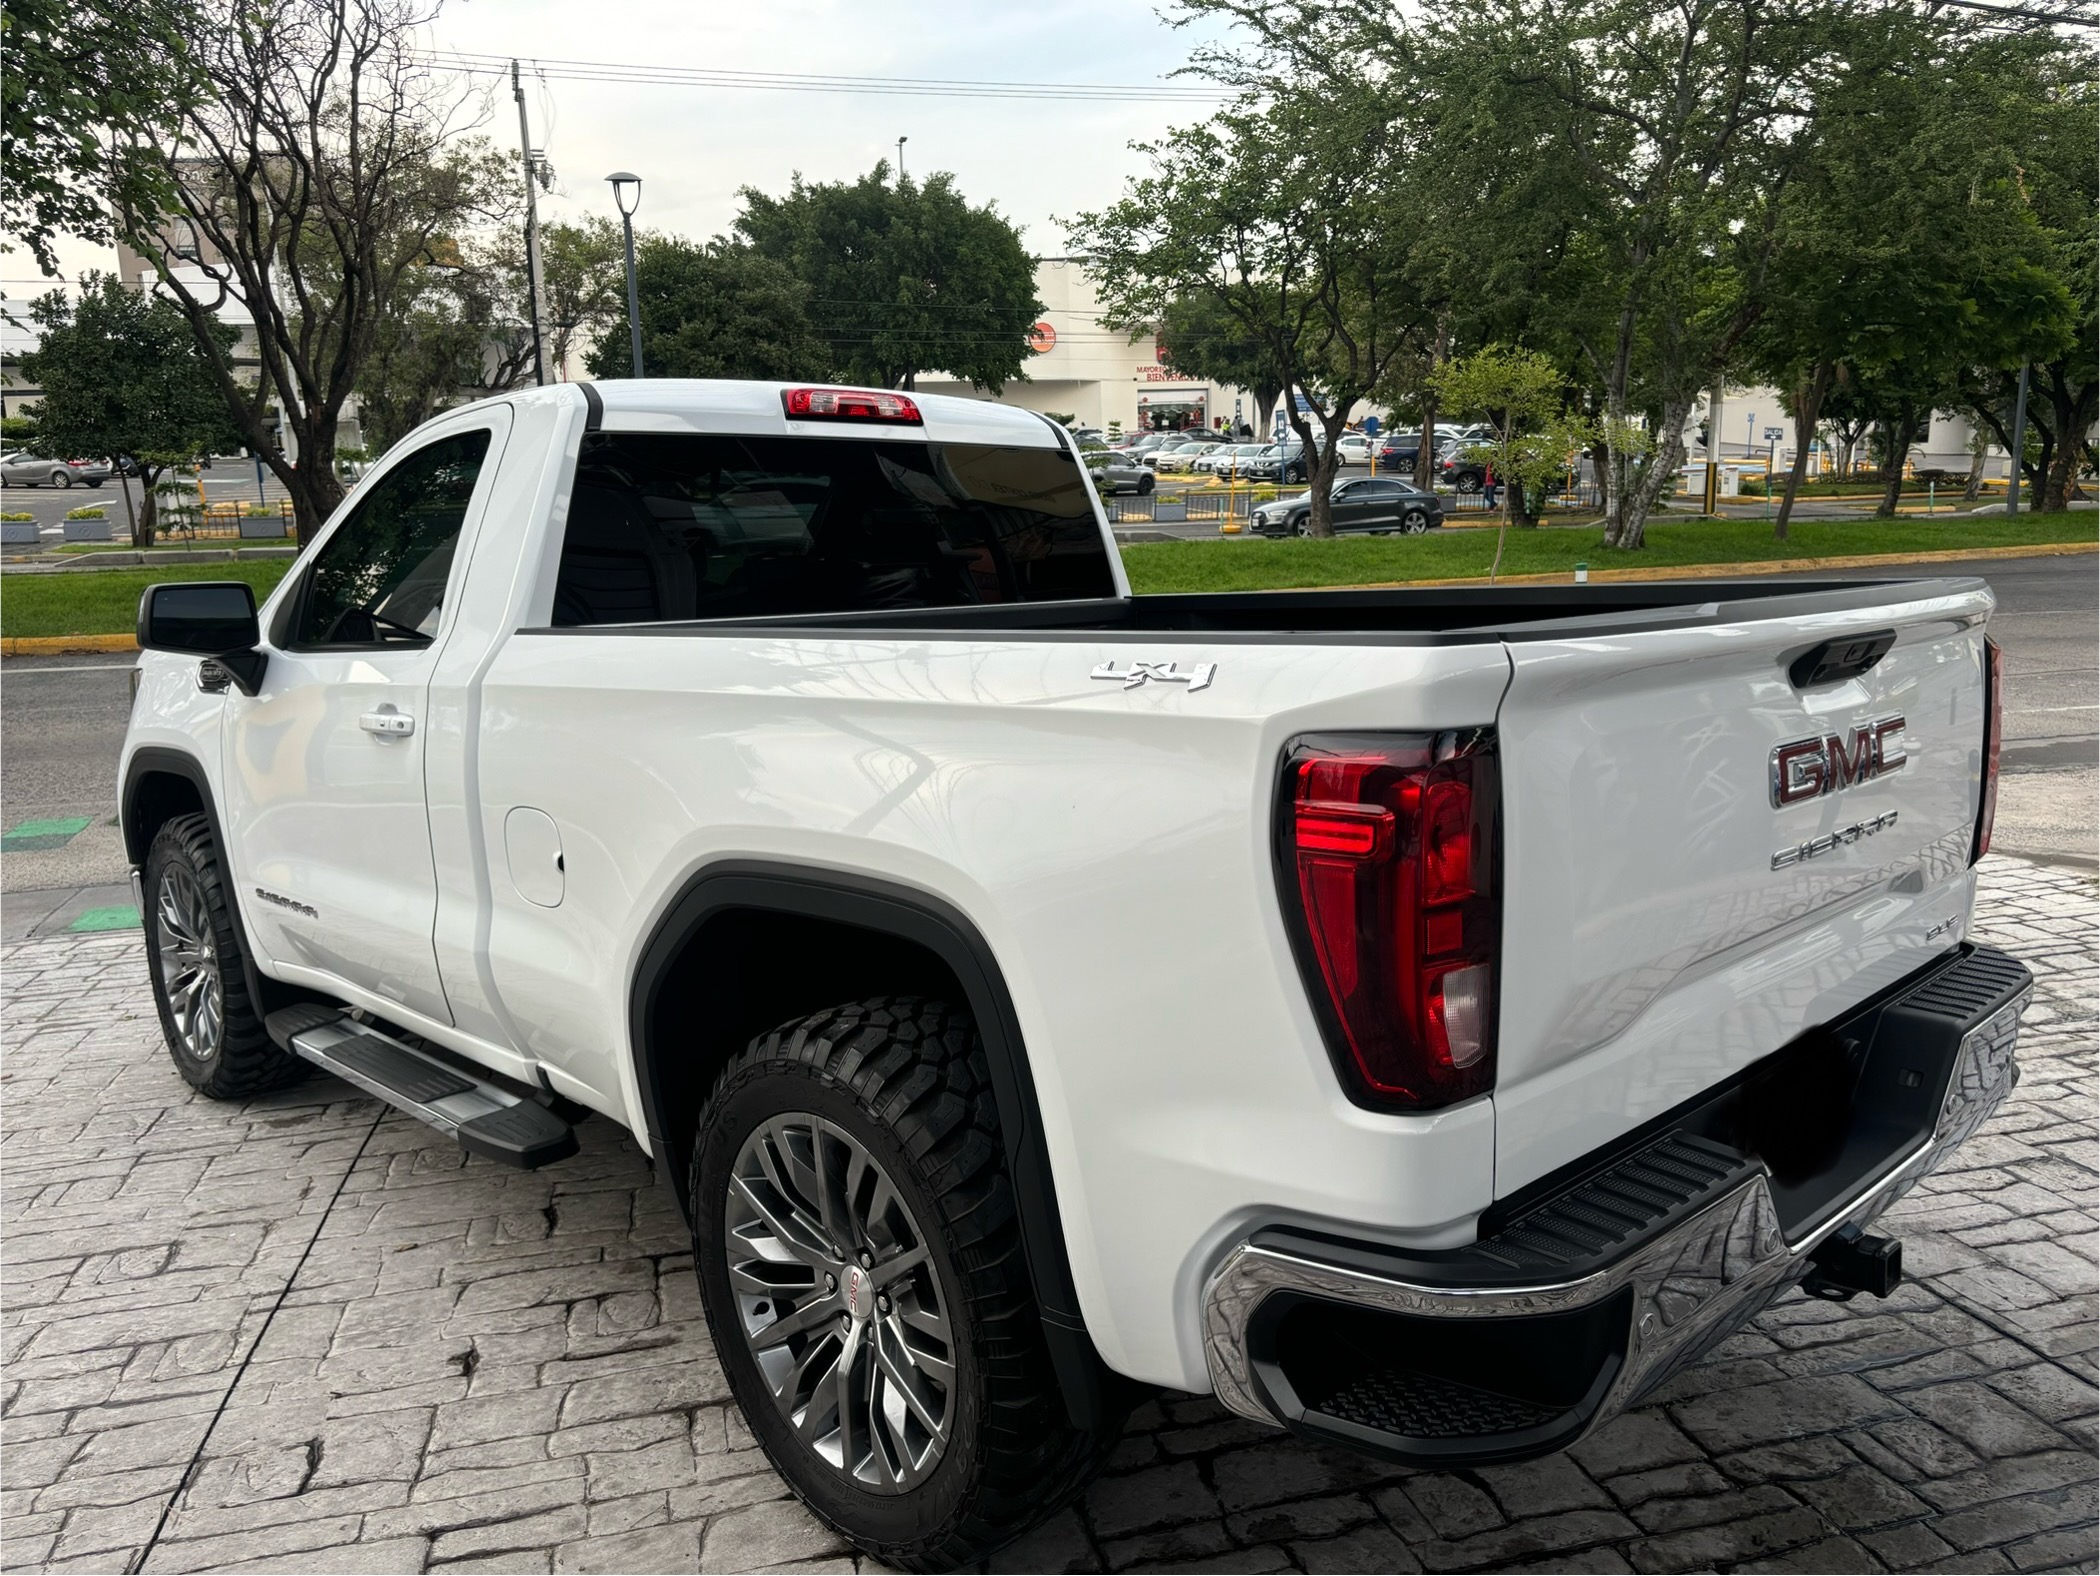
[121,380,2030,1569]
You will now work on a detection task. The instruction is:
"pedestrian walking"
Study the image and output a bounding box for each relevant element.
[1483,465,1499,509]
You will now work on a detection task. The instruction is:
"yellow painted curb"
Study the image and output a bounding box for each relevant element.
[2,633,140,656]
[1318,538,2099,593]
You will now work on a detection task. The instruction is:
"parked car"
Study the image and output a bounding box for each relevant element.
[0,450,106,488]
[1194,443,1269,478]
[1087,450,1156,496]
[1439,445,1492,492]
[1243,441,1311,483]
[120,378,2027,1572]
[1068,427,1107,447]
[1336,435,1374,465]
[1251,475,1445,535]
[1150,439,1225,474]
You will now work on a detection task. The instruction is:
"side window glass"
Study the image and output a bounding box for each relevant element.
[293,429,492,647]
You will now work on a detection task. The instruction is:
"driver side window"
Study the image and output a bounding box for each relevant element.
[292,428,492,647]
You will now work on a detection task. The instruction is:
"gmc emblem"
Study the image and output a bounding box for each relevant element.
[1770,716,1908,807]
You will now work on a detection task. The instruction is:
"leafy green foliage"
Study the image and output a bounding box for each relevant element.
[20,273,240,545]
[737,164,1042,392]
[586,238,828,382]
[0,0,196,275]
[1068,82,1427,536]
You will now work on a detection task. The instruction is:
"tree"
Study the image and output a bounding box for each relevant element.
[0,0,197,276]
[113,0,499,541]
[1069,83,1427,536]
[738,163,1042,392]
[21,273,241,545]
[539,217,626,377]
[1951,52,2096,513]
[1433,344,1591,579]
[584,237,829,383]
[1747,19,2077,533]
[1154,295,1287,439]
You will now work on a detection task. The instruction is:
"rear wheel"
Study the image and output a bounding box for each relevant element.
[49,468,71,489]
[1457,473,1482,494]
[691,998,1121,1570]
[1138,472,1155,496]
[143,814,304,1098]
[1401,509,1429,534]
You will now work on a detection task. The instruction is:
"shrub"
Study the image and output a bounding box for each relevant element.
[1,511,35,521]
[65,506,107,519]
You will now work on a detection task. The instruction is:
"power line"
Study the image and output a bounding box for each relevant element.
[424,50,1231,103]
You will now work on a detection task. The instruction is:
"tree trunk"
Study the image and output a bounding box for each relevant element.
[1874,409,1915,518]
[1415,314,1450,490]
[117,470,142,548]
[1775,360,1832,542]
[2037,369,2096,513]
[1508,476,1539,529]
[1962,435,1987,500]
[278,406,349,545]
[1604,391,1694,550]
[137,466,162,546]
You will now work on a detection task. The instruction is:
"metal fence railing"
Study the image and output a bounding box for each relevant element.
[150,499,297,542]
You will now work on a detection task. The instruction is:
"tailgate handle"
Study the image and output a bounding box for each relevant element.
[1789,630,1896,690]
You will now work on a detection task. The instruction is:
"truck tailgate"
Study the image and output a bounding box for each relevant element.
[1492,579,1994,1196]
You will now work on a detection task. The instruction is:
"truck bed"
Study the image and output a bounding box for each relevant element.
[524,577,1978,644]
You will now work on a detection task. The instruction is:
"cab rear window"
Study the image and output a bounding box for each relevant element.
[550,432,1114,625]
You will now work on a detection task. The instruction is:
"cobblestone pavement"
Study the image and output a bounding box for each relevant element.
[2,855,2093,1576]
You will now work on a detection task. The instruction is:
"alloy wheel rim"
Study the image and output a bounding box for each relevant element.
[725,1113,956,1493]
[155,863,223,1061]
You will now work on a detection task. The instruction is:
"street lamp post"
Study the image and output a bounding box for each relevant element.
[606,171,644,379]
[897,136,907,181]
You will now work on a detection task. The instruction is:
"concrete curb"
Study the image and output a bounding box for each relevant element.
[2,633,140,656]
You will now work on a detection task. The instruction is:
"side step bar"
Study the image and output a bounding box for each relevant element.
[266,1004,579,1169]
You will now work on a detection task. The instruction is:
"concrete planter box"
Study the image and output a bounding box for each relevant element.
[1,521,41,545]
[237,513,289,539]
[62,517,114,543]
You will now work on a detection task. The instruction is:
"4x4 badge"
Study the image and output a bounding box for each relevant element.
[1091,660,1217,692]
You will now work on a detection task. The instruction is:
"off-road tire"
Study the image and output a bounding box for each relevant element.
[690,997,1122,1571]
[143,813,304,1099]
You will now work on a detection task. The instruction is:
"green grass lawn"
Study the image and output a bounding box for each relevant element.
[1121,510,2097,595]
[1,510,2091,636]
[1,560,294,639]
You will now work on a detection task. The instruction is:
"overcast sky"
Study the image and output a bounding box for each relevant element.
[11,0,1237,296]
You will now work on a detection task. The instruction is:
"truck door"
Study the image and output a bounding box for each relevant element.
[223,411,510,1024]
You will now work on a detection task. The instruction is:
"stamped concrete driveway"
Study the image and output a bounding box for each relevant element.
[1,855,2094,1576]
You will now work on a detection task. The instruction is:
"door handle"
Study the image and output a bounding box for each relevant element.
[360,707,415,738]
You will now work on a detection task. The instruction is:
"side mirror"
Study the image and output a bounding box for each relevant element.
[137,581,267,695]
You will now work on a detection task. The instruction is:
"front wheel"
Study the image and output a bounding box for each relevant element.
[691,999,1121,1571]
[143,814,304,1098]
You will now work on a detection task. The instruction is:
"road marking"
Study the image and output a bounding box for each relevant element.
[2008,705,2098,715]
[0,662,137,673]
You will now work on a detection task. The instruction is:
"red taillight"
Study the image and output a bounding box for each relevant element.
[1277,732,1500,1110]
[781,386,923,424]
[1973,638,2003,863]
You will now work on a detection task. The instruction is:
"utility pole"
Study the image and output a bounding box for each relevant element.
[2005,363,2030,517]
[513,60,548,385]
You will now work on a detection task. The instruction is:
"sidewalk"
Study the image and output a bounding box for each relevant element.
[1,855,2091,1574]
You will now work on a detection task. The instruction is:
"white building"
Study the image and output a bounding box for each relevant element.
[917,257,1262,438]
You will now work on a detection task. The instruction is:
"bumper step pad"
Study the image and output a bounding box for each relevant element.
[266,1006,578,1169]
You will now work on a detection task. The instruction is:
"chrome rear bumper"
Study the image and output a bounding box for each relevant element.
[1202,958,2029,1460]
